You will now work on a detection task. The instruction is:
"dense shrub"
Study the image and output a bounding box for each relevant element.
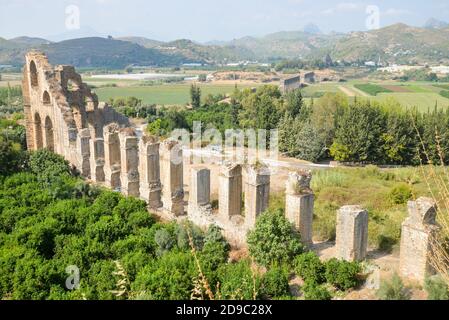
[388,184,413,205]
[132,250,196,300]
[294,252,325,284]
[325,258,361,291]
[28,149,72,185]
[302,279,332,300]
[259,265,291,299]
[0,137,27,176]
[247,209,303,267]
[217,260,261,300]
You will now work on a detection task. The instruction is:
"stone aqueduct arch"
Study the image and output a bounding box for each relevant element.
[23,51,130,169]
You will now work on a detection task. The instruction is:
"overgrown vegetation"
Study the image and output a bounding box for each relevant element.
[376,273,410,300]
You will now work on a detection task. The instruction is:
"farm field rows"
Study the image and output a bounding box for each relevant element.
[331,82,449,111]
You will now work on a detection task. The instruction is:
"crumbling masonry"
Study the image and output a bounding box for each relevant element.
[399,197,440,283]
[22,52,442,282]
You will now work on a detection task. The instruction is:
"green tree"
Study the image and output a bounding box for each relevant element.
[190,84,201,109]
[330,102,386,163]
[0,137,26,176]
[28,149,72,185]
[284,89,303,118]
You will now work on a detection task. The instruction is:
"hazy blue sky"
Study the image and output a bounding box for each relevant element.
[1,0,449,41]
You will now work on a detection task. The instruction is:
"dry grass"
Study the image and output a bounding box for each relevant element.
[414,129,449,286]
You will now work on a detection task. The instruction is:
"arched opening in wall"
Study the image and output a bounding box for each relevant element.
[84,96,95,112]
[44,116,55,152]
[34,113,43,149]
[42,91,51,105]
[30,61,38,88]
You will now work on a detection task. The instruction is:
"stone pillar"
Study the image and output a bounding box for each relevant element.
[103,124,121,191]
[119,128,140,197]
[139,135,162,208]
[218,163,242,220]
[188,166,212,218]
[285,171,314,246]
[245,164,270,227]
[400,197,439,283]
[77,128,91,178]
[90,138,105,182]
[160,140,184,216]
[336,205,369,262]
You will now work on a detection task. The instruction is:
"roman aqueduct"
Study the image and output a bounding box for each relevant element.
[22,51,439,284]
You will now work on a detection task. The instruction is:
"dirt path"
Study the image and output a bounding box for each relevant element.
[349,85,371,97]
[338,85,356,97]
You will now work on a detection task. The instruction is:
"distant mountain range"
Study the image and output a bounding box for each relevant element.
[1,21,449,68]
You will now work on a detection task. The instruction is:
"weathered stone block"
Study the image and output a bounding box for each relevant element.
[218,163,242,220]
[77,128,91,178]
[245,163,270,227]
[400,197,439,283]
[103,124,121,190]
[336,205,369,262]
[139,135,162,208]
[160,140,184,216]
[285,171,314,246]
[119,129,140,197]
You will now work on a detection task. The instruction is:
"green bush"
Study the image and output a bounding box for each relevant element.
[28,149,72,185]
[154,229,176,256]
[247,209,304,267]
[218,260,261,300]
[302,280,332,300]
[376,273,410,300]
[325,258,361,291]
[425,276,449,300]
[176,221,205,251]
[0,138,27,176]
[259,265,291,299]
[439,90,449,99]
[132,250,196,300]
[294,252,326,284]
[388,184,413,205]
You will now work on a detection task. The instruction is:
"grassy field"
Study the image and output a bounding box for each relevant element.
[269,165,438,252]
[371,92,449,111]
[93,83,257,105]
[304,81,449,111]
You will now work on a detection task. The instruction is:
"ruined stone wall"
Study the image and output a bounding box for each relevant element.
[23,51,130,175]
[23,53,318,247]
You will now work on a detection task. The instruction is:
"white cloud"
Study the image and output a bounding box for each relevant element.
[336,2,361,11]
[383,8,412,16]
